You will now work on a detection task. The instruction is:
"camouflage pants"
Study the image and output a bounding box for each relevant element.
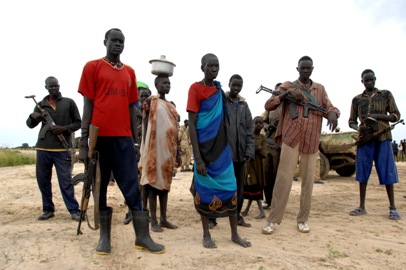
[181,146,192,169]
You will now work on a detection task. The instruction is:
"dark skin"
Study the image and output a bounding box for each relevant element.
[349,72,397,213]
[31,78,67,135]
[241,117,266,219]
[143,77,181,232]
[277,59,338,132]
[228,78,252,164]
[79,30,138,164]
[137,88,152,210]
[188,54,251,249]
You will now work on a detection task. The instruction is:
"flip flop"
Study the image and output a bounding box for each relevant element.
[349,207,367,216]
[389,209,401,220]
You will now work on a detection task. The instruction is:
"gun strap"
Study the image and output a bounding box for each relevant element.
[291,81,319,105]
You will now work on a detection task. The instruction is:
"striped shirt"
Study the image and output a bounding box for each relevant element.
[349,88,400,141]
[264,79,340,154]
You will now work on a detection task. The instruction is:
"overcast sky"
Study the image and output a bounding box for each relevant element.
[1,0,406,147]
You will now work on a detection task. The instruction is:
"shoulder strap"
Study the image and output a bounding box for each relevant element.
[291,81,318,105]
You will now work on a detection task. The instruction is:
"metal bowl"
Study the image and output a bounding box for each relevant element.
[149,55,176,77]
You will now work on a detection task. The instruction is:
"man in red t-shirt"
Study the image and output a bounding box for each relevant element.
[78,28,164,255]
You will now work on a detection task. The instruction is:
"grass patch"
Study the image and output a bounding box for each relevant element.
[0,149,36,167]
[328,248,348,258]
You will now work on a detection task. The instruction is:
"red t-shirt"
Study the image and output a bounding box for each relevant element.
[78,59,138,136]
[186,82,218,113]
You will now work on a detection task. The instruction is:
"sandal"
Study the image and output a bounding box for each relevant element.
[389,209,401,220]
[349,207,367,216]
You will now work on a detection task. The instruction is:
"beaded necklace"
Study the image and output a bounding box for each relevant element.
[102,57,123,69]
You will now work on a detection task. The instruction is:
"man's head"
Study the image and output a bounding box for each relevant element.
[154,75,171,95]
[45,76,60,98]
[184,119,189,126]
[361,69,376,91]
[228,74,243,99]
[201,53,219,80]
[297,56,314,81]
[275,82,282,91]
[104,28,125,58]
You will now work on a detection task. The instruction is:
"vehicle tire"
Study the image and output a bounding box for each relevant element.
[335,165,356,177]
[319,152,330,180]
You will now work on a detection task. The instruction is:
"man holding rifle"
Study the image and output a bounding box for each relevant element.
[26,76,82,221]
[348,69,401,220]
[78,28,164,254]
[261,56,340,235]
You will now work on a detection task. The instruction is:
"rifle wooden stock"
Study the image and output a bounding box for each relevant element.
[357,119,404,147]
[88,124,99,158]
[330,119,404,151]
[77,124,99,235]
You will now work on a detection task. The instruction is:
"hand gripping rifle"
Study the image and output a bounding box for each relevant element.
[256,85,327,119]
[330,119,404,151]
[25,95,70,151]
[77,124,100,235]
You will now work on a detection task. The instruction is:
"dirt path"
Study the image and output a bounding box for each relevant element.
[0,162,405,269]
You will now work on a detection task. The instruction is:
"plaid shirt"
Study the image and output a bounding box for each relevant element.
[349,88,400,141]
[264,79,340,154]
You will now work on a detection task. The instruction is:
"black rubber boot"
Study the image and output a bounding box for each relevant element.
[96,207,113,255]
[123,207,132,225]
[132,210,165,254]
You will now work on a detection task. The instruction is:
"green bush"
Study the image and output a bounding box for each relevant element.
[0,150,36,167]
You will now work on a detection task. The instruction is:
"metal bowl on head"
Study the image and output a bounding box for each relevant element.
[149,55,176,77]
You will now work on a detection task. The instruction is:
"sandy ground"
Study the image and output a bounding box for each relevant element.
[0,160,405,270]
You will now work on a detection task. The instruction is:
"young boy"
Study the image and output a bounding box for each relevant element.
[348,69,401,220]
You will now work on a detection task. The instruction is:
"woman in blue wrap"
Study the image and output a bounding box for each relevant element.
[186,53,251,249]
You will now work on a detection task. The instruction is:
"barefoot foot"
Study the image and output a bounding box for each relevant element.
[203,236,217,248]
[160,220,178,229]
[237,218,251,227]
[151,222,164,232]
[255,212,266,219]
[232,234,251,248]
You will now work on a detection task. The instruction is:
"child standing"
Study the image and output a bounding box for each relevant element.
[242,116,267,219]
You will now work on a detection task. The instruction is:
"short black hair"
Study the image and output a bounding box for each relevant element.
[253,116,264,122]
[154,75,169,87]
[298,56,313,65]
[45,76,58,85]
[105,28,122,40]
[201,53,217,68]
[229,74,243,84]
[275,82,282,89]
[361,69,375,78]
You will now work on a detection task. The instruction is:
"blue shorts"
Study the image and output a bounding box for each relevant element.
[356,140,398,185]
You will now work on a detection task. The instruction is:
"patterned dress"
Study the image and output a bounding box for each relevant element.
[187,81,237,218]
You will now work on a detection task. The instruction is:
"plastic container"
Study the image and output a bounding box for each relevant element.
[149,55,176,77]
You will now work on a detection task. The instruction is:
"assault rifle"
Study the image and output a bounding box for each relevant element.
[256,85,327,119]
[77,124,100,235]
[331,119,404,151]
[25,95,70,151]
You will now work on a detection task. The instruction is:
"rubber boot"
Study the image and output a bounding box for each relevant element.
[96,207,113,255]
[132,210,165,254]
